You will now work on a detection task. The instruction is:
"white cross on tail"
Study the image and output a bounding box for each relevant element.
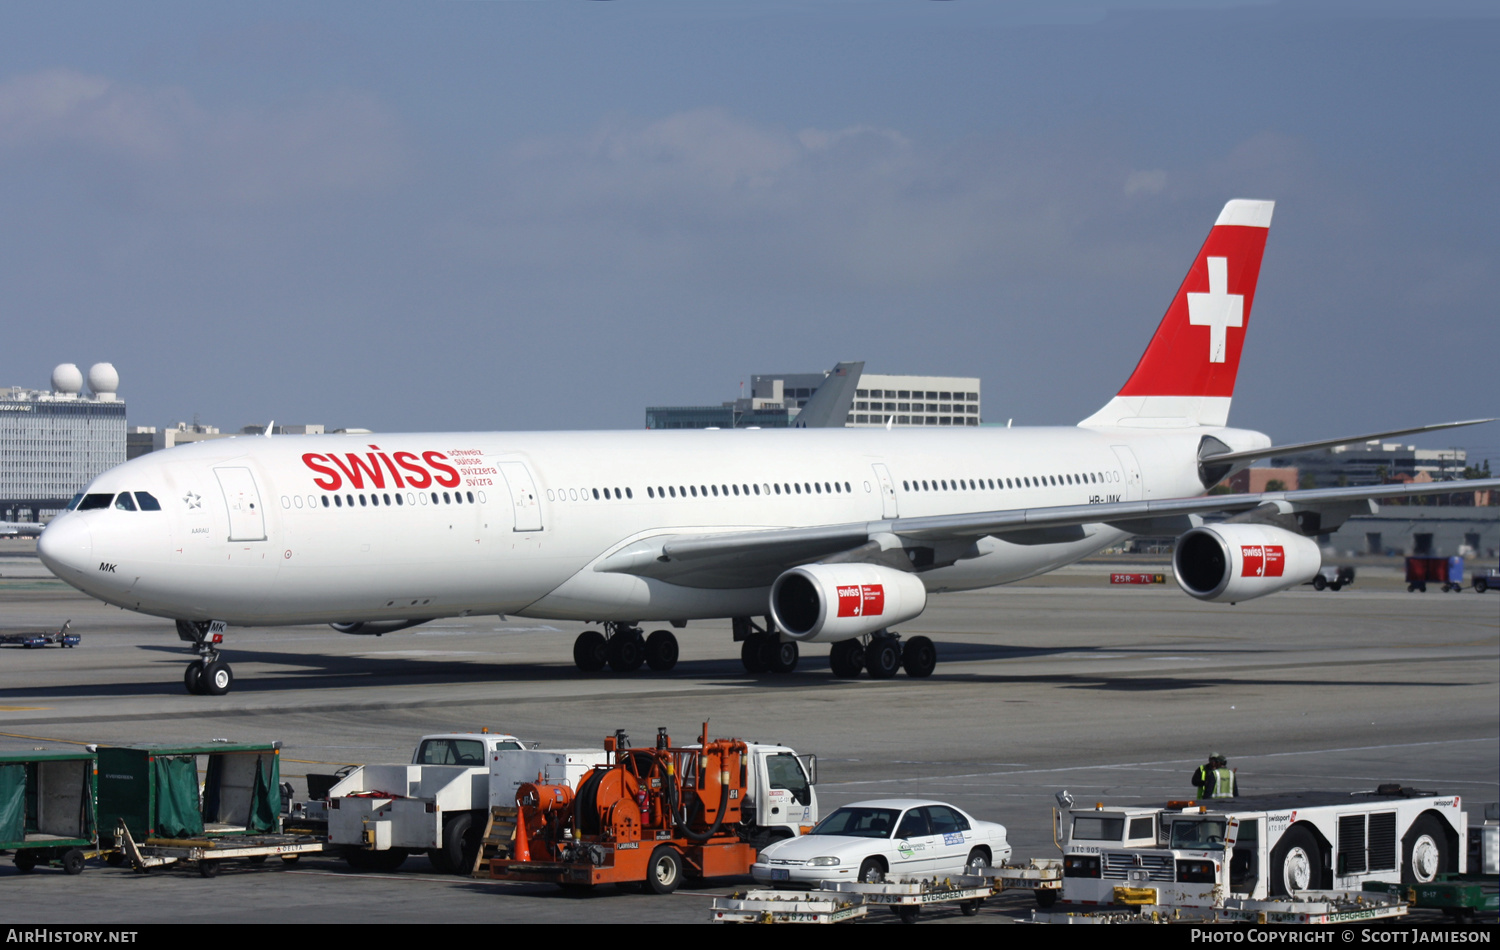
[1187,256,1243,363]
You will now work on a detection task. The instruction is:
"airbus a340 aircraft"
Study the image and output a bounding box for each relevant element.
[37,200,1498,695]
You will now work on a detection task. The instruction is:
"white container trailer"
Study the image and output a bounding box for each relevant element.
[326,732,524,873]
[1056,786,1467,909]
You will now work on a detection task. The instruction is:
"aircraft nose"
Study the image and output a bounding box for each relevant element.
[37,515,93,578]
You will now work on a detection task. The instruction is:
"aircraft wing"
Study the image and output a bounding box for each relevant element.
[596,477,1500,588]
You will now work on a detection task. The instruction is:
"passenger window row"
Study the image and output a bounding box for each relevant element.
[646,481,857,499]
[278,490,486,510]
[72,491,162,512]
[903,471,1120,492]
[544,481,864,502]
[546,487,634,502]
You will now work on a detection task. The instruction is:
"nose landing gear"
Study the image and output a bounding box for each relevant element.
[176,620,234,695]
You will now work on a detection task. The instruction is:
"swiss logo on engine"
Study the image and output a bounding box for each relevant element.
[1240,545,1285,577]
[837,584,886,618]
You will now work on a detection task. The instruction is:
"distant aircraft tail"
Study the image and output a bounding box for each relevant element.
[1079,199,1274,429]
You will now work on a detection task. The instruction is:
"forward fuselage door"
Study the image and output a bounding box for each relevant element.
[497,461,543,532]
[215,466,267,541]
[872,463,899,519]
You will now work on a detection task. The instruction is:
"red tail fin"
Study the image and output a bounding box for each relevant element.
[1081,199,1273,428]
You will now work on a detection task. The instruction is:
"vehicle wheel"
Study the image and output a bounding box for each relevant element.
[607,632,645,673]
[427,848,453,874]
[1034,888,1058,908]
[573,630,607,672]
[960,899,982,916]
[829,639,863,678]
[762,637,798,674]
[246,854,267,865]
[1407,583,1416,592]
[1402,815,1449,884]
[104,851,126,868]
[13,851,37,873]
[965,846,990,870]
[902,636,936,678]
[183,662,204,695]
[59,849,86,875]
[741,633,768,674]
[1270,825,1322,895]
[280,854,300,865]
[443,813,480,876]
[198,860,221,878]
[857,856,884,883]
[646,846,682,895]
[895,906,920,923]
[1475,578,1488,593]
[1313,575,1327,591]
[1329,582,1342,591]
[202,660,233,696]
[644,630,679,672]
[865,638,901,679]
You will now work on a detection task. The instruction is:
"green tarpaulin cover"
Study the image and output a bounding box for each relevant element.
[152,755,203,837]
[0,763,24,844]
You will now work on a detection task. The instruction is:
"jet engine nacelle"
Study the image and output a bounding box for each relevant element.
[769,563,927,642]
[329,619,428,636]
[1173,524,1322,603]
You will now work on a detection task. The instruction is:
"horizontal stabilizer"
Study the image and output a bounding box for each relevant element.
[1200,418,1496,466]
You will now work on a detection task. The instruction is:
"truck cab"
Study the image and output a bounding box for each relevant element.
[412,733,524,765]
[1059,789,1468,908]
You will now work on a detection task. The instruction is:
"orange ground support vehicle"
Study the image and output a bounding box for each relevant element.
[491,723,759,894]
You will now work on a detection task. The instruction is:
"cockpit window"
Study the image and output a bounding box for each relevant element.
[78,493,114,511]
[65,494,83,511]
[114,492,137,511]
[135,492,162,511]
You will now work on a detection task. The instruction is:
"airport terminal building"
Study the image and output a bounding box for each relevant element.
[1,364,125,520]
[646,369,982,429]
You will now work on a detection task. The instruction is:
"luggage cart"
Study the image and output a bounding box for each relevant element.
[96,740,286,864]
[711,889,868,924]
[972,858,1064,907]
[0,748,99,874]
[113,819,324,877]
[824,873,997,922]
[1406,556,1464,592]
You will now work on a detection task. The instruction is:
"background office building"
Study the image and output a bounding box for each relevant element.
[1273,440,1468,487]
[1,364,125,520]
[646,368,981,430]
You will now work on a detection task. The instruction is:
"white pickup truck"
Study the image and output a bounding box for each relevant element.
[325,731,820,873]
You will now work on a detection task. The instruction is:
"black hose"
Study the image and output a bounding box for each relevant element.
[674,752,731,843]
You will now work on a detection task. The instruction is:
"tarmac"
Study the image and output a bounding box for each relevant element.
[1,540,1496,925]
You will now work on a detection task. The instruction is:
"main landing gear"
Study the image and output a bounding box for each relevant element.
[736,617,799,674]
[177,620,234,695]
[828,631,937,680]
[572,622,679,674]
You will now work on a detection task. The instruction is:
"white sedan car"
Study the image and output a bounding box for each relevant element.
[751,798,1010,884]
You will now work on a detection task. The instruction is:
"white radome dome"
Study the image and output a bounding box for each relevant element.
[51,363,83,394]
[87,362,119,395]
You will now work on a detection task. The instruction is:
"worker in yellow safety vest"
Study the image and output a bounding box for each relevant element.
[1192,752,1239,799]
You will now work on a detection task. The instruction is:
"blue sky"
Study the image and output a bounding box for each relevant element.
[1,1,1495,463]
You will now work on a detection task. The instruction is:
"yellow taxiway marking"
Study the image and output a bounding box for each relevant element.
[0,729,91,744]
[0,707,50,713]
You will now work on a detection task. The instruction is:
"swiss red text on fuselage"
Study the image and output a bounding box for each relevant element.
[301,446,463,491]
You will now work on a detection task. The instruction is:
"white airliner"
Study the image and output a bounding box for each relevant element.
[36,200,1498,696]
